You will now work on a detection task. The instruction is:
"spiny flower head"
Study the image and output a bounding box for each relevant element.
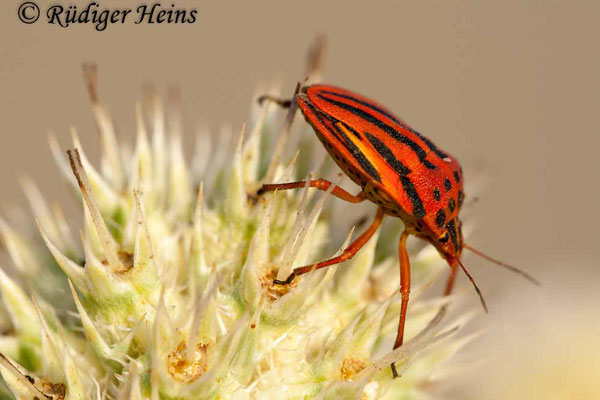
[0,65,465,399]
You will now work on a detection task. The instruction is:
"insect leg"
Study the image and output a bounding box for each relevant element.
[391,229,411,378]
[258,179,365,203]
[273,207,384,285]
[392,257,458,378]
[257,95,292,108]
[444,262,459,295]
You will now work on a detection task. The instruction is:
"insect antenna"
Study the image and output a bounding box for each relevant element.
[457,258,488,313]
[464,244,540,286]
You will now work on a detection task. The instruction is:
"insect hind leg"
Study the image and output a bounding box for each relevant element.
[390,229,411,378]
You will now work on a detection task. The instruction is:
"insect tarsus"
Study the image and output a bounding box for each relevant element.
[273,272,296,286]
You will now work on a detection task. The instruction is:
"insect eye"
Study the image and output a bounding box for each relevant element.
[438,231,450,244]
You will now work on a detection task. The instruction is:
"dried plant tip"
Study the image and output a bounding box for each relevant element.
[264,82,301,182]
[67,148,124,272]
[305,33,327,81]
[82,63,99,103]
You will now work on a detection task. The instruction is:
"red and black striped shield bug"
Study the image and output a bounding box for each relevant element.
[257,84,539,378]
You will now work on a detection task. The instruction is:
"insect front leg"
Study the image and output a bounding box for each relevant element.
[257,95,293,109]
[444,262,459,295]
[258,179,366,204]
[273,207,384,285]
[391,229,411,379]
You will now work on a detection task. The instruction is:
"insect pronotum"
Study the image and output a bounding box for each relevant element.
[257,84,538,378]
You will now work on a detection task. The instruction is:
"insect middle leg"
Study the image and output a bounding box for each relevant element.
[273,207,384,285]
[258,179,366,204]
[391,229,411,378]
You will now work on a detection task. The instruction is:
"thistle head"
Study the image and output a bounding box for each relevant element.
[0,67,467,399]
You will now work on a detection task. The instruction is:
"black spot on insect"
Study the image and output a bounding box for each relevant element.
[423,159,437,170]
[458,190,465,206]
[435,209,446,228]
[433,188,441,202]
[453,170,460,183]
[417,221,423,229]
[444,178,452,191]
[448,198,456,213]
[438,231,449,243]
[415,227,422,233]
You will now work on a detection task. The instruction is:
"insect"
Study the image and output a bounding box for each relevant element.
[257,84,538,378]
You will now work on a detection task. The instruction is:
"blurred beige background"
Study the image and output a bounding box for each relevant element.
[1,0,599,398]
